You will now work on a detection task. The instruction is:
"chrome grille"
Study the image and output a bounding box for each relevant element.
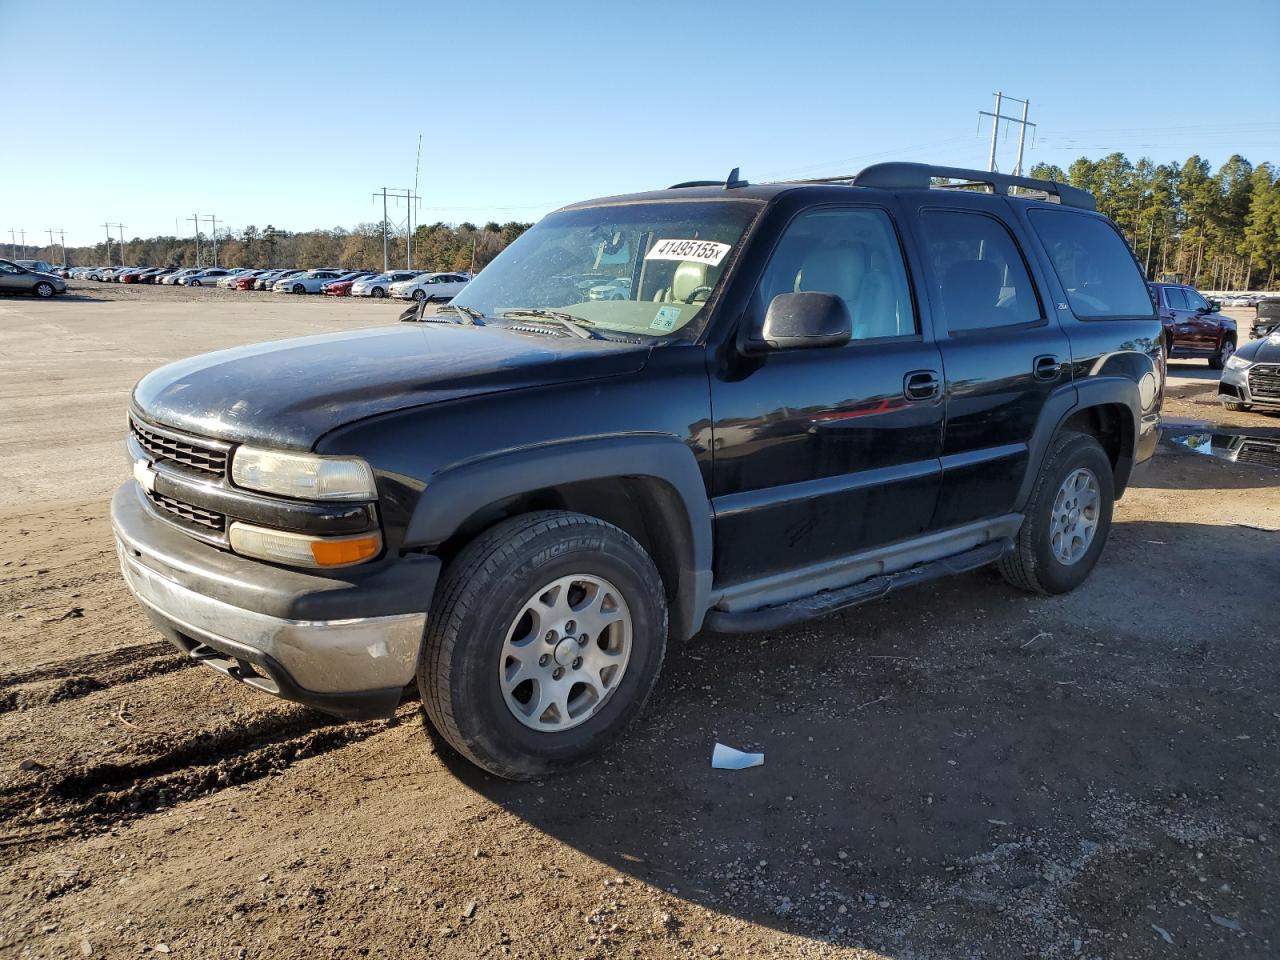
[148,490,226,532]
[1248,364,1280,401]
[129,417,228,476]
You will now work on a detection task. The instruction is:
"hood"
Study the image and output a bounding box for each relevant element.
[1238,332,1280,364]
[132,324,652,450]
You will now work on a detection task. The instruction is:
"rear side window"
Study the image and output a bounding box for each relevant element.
[921,210,1041,332]
[1162,286,1186,309]
[1028,209,1155,319]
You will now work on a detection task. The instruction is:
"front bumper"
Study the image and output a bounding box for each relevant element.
[1219,363,1280,408]
[111,482,439,719]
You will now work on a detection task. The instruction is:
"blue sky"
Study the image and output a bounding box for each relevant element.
[3,0,1277,248]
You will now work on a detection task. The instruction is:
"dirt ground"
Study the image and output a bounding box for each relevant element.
[1,286,1278,960]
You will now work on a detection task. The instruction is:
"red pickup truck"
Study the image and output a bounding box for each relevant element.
[1150,282,1237,369]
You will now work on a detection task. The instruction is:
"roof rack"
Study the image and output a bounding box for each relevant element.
[783,162,1094,211]
[669,167,749,190]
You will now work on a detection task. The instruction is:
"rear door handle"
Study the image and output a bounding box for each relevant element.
[1033,355,1062,381]
[903,369,941,401]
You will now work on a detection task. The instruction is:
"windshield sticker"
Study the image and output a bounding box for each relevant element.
[651,305,682,331]
[644,238,731,267]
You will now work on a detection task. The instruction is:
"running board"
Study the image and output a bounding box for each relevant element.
[703,538,1012,634]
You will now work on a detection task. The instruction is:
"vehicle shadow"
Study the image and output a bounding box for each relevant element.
[1139,432,1280,491]
[422,518,1279,955]
[1165,362,1220,383]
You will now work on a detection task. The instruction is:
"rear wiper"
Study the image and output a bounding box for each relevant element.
[499,308,602,339]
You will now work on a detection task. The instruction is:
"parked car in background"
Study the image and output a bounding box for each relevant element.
[1151,282,1237,369]
[1219,328,1280,412]
[256,269,302,290]
[0,258,68,297]
[144,267,179,284]
[320,271,376,295]
[273,269,342,294]
[233,269,273,290]
[389,271,470,302]
[161,268,200,285]
[1253,298,1280,339]
[588,277,631,300]
[350,270,419,298]
[182,268,231,286]
[14,259,59,275]
[215,268,253,290]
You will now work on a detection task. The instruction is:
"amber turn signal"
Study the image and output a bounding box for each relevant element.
[309,534,381,567]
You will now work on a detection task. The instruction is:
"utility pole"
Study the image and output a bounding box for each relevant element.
[117,224,126,265]
[209,215,219,267]
[17,228,27,258]
[56,229,66,268]
[189,215,201,267]
[8,229,15,258]
[102,223,118,266]
[978,93,1036,174]
[371,187,418,271]
[412,134,422,271]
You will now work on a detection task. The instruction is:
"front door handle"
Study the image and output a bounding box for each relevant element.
[903,369,941,401]
[1033,355,1062,381]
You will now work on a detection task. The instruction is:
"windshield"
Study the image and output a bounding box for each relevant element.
[452,200,762,338]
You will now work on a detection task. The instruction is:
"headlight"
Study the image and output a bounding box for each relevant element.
[1225,353,1251,371]
[229,522,381,568]
[231,447,377,501]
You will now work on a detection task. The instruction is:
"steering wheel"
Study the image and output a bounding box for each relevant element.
[683,285,713,304]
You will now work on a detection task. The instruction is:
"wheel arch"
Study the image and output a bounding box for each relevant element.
[404,436,714,641]
[1017,378,1143,509]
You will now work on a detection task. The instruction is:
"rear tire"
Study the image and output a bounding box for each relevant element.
[418,511,667,780]
[1223,401,1252,412]
[998,431,1114,596]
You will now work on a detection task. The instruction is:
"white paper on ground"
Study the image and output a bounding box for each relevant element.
[711,742,764,770]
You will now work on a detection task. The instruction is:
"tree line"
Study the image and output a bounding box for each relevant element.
[1029,153,1279,290]
[28,220,533,275]
[21,153,1280,290]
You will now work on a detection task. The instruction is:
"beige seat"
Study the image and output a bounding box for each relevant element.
[654,261,709,302]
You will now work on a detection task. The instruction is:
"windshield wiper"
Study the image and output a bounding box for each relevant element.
[402,301,484,325]
[434,303,485,324]
[499,309,602,340]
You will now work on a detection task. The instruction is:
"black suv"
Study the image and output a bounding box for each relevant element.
[112,163,1163,779]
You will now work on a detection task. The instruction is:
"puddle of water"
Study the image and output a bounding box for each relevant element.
[1164,431,1280,469]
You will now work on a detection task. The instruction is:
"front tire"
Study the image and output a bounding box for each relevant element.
[998,431,1114,596]
[412,289,427,302]
[1209,337,1236,371]
[1223,401,1252,412]
[418,511,668,780]
[190,280,201,286]
[372,287,386,299]
[33,282,55,298]
[292,283,305,294]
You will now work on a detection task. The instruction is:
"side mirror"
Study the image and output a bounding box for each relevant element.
[743,292,851,355]
[1208,300,1221,313]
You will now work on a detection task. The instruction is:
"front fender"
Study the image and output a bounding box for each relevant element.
[404,434,715,639]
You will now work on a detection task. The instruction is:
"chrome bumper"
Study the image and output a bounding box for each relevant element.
[117,539,425,697]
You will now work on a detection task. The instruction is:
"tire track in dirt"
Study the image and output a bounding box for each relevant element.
[0,704,403,859]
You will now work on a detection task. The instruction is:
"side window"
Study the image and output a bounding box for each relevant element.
[1185,288,1209,312]
[921,210,1041,332]
[1164,287,1187,309]
[1027,208,1155,319]
[756,207,917,340]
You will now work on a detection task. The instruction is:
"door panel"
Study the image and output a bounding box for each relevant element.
[909,198,1071,528]
[710,205,944,585]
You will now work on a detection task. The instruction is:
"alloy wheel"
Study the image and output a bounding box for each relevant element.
[499,574,633,732]
[1049,467,1100,566]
